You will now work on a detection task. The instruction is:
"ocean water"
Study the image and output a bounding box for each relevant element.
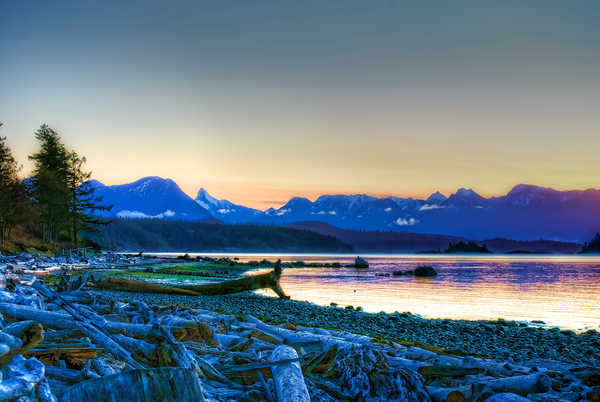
[147,253,600,331]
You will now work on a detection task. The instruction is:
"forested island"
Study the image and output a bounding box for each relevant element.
[580,233,600,254]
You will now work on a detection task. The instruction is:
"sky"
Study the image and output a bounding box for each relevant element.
[1,1,599,209]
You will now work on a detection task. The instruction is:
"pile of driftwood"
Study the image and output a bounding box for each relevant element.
[0,265,597,401]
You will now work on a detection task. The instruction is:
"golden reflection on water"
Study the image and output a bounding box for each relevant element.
[248,254,600,331]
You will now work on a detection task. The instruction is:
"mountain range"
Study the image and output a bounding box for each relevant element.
[89,177,600,242]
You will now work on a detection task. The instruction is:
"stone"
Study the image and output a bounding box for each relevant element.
[414,266,437,277]
[354,257,369,269]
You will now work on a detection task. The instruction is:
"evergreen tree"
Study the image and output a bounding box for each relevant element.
[581,234,600,254]
[29,124,110,244]
[66,151,112,245]
[29,124,70,243]
[0,124,21,244]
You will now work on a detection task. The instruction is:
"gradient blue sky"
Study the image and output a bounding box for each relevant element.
[2,1,599,208]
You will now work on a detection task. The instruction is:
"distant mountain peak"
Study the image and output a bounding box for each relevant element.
[426,191,447,204]
[85,179,105,188]
[509,183,543,192]
[455,188,478,196]
[445,188,486,207]
[195,188,220,209]
[503,184,558,206]
[283,197,312,208]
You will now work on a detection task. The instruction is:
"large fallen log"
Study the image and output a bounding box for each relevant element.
[60,368,206,402]
[30,281,145,370]
[472,373,551,398]
[89,260,289,298]
[270,345,310,402]
[91,278,202,296]
[0,303,212,342]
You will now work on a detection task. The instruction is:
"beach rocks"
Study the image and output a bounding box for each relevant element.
[414,266,437,277]
[393,266,438,277]
[0,252,598,401]
[354,257,369,269]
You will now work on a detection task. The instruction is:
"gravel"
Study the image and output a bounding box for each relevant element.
[93,290,600,367]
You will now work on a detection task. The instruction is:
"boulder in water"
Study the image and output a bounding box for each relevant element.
[354,257,369,269]
[413,266,437,277]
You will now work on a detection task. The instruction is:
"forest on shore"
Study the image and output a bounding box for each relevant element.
[90,218,353,252]
[0,123,111,252]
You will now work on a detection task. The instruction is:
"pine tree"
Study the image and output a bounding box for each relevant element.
[0,124,33,245]
[29,124,71,243]
[581,234,600,254]
[66,151,112,245]
[0,125,19,244]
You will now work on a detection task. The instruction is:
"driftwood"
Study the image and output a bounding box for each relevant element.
[30,281,145,370]
[27,342,100,369]
[91,278,202,296]
[270,345,310,402]
[60,368,206,402]
[472,373,551,399]
[484,393,530,401]
[426,385,468,402]
[0,303,212,344]
[0,355,48,401]
[418,365,484,379]
[0,320,43,367]
[89,260,289,298]
[181,260,288,298]
[45,365,100,383]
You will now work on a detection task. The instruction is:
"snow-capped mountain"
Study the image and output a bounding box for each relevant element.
[88,177,600,242]
[90,177,212,221]
[265,194,423,230]
[194,188,263,223]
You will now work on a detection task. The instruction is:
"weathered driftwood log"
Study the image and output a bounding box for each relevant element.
[180,260,288,298]
[426,385,468,402]
[246,315,361,351]
[45,365,100,383]
[92,260,289,298]
[418,365,484,379]
[484,393,530,401]
[29,282,145,370]
[59,368,206,402]
[0,355,47,401]
[28,343,100,370]
[0,303,211,343]
[38,377,57,402]
[89,358,117,377]
[0,320,43,367]
[91,278,202,296]
[270,345,310,402]
[473,373,551,398]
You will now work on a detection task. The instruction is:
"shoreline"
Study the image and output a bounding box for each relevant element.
[93,289,600,367]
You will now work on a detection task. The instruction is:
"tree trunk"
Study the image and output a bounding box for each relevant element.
[91,261,289,299]
[59,368,206,402]
[270,345,310,402]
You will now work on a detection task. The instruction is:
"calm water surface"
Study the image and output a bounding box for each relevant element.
[149,253,600,331]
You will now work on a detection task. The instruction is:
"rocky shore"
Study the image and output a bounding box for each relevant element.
[98,291,600,367]
[0,251,598,401]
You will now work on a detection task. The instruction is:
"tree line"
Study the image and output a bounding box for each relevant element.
[0,123,110,248]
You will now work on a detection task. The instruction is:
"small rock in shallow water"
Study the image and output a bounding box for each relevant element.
[413,266,437,277]
[354,257,369,269]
